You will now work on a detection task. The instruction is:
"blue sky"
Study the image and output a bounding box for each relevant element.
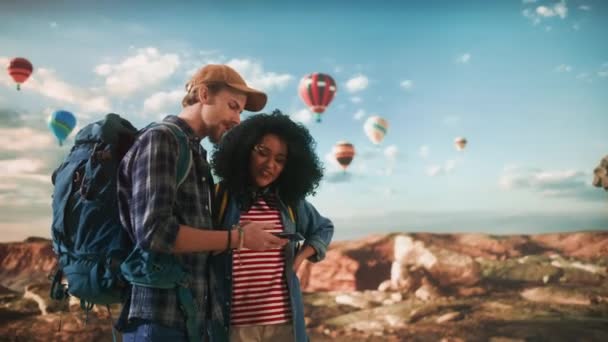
[1,0,607,242]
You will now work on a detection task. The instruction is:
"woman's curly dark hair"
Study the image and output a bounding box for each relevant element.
[211,109,324,205]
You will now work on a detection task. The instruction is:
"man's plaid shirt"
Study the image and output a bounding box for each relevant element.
[117,115,214,330]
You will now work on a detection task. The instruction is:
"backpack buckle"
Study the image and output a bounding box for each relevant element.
[94,150,112,162]
[177,275,191,288]
[73,171,82,184]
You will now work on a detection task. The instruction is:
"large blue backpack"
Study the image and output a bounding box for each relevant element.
[49,113,200,341]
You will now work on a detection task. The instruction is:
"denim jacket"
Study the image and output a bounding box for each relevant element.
[208,190,334,342]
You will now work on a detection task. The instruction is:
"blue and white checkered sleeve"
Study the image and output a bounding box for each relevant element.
[130,129,181,253]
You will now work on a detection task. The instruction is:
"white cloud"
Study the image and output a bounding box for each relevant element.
[522,9,542,25]
[0,158,50,184]
[572,23,581,30]
[499,166,600,200]
[579,5,591,11]
[143,89,183,114]
[94,47,180,96]
[345,74,369,93]
[419,145,430,159]
[186,56,294,92]
[554,2,568,18]
[445,159,456,173]
[400,80,414,90]
[456,53,471,64]
[50,22,58,28]
[353,109,366,121]
[0,128,54,152]
[382,188,396,197]
[576,72,593,83]
[522,0,537,3]
[334,66,344,74]
[523,1,569,26]
[427,165,442,177]
[355,161,369,174]
[427,159,458,177]
[1,158,45,175]
[536,6,553,17]
[384,145,399,161]
[598,63,608,78]
[226,58,293,92]
[0,57,111,115]
[350,96,362,104]
[0,113,79,232]
[324,151,342,171]
[442,116,460,125]
[291,109,313,125]
[555,64,572,73]
[536,2,568,19]
[545,26,553,32]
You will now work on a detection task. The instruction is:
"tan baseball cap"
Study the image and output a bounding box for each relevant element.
[185,64,267,112]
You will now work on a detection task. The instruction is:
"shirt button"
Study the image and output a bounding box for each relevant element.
[201,176,206,182]
[204,205,209,211]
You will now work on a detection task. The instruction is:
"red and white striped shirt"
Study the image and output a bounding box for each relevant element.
[230,197,292,326]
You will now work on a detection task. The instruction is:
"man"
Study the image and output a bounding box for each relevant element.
[118,64,286,341]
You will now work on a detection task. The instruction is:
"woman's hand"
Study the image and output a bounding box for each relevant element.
[293,245,316,272]
[293,254,306,272]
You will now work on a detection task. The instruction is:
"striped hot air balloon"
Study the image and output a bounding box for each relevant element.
[298,72,337,122]
[7,57,33,91]
[48,110,77,146]
[454,137,467,151]
[364,116,389,145]
[333,141,355,171]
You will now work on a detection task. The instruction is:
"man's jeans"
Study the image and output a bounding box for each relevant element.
[121,320,188,342]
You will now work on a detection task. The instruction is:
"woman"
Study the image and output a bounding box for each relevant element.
[208,110,334,342]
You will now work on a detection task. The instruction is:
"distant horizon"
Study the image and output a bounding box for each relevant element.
[1,208,605,243]
[4,228,606,245]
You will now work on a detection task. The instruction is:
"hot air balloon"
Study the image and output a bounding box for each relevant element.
[298,72,337,122]
[333,141,355,171]
[454,137,467,151]
[7,57,33,91]
[48,110,77,146]
[364,116,389,145]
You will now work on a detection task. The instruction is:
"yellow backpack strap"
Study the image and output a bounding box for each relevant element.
[219,191,228,224]
[214,183,229,224]
[287,205,295,223]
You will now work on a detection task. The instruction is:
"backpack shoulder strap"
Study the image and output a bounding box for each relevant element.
[149,122,192,188]
[212,183,295,225]
[214,183,229,226]
[287,205,296,223]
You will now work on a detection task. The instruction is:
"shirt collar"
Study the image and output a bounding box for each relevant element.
[162,115,201,144]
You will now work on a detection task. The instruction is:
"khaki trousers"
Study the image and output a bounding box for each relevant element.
[230,323,293,342]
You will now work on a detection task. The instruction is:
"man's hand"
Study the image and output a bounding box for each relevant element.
[240,221,287,251]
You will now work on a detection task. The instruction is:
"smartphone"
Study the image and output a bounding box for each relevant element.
[274,232,305,241]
